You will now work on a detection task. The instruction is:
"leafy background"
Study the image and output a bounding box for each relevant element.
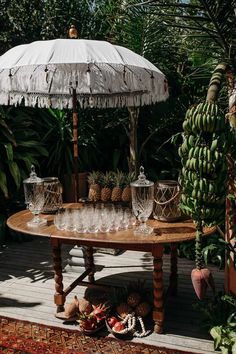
[0,3,235,348]
[0,0,235,262]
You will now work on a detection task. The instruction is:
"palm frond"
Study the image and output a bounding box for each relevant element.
[128,0,236,69]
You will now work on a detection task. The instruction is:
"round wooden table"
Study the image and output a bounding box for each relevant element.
[7,204,215,334]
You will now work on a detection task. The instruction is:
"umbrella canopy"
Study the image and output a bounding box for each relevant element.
[0,38,169,202]
[0,39,168,108]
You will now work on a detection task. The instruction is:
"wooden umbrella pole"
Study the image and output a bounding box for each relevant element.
[128,107,139,176]
[68,26,79,203]
[72,88,79,203]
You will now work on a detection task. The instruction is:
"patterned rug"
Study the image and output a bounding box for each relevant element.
[0,316,198,354]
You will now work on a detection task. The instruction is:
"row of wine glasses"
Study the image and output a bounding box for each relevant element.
[23,165,155,235]
[54,204,137,233]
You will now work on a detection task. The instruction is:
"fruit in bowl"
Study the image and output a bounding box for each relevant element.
[113,321,125,332]
[77,303,109,335]
[116,302,132,319]
[79,315,97,331]
[107,316,119,328]
[106,314,135,338]
[78,313,105,334]
[106,316,125,333]
[91,303,109,322]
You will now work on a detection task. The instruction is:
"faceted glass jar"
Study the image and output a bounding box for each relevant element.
[131,166,154,235]
[23,165,47,227]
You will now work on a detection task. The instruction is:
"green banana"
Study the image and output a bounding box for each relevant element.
[178,99,230,226]
[188,134,195,147]
[210,138,218,152]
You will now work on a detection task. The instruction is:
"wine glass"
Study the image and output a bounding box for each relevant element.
[131,166,154,235]
[27,183,47,227]
[54,208,66,230]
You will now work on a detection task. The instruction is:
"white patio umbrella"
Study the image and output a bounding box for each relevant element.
[0,37,169,201]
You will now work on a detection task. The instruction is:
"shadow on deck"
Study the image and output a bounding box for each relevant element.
[0,236,224,353]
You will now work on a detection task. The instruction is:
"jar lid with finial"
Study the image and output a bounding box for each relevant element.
[23,165,43,184]
[130,166,154,187]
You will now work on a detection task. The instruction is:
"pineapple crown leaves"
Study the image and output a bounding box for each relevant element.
[87,171,101,185]
[113,170,125,187]
[124,171,136,187]
[100,171,114,188]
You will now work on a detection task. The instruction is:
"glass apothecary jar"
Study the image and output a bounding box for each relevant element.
[131,166,154,234]
[23,165,46,227]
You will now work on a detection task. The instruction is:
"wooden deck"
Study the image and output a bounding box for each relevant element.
[0,235,223,353]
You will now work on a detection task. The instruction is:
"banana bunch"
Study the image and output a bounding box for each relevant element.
[183,102,224,134]
[179,101,232,226]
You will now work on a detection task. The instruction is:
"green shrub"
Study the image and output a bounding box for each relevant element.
[194,293,236,354]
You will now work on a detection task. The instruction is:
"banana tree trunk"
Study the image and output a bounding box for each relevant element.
[206,63,227,102]
[206,63,236,295]
[191,63,226,299]
[225,70,236,295]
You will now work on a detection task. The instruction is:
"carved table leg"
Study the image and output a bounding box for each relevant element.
[51,238,65,313]
[169,243,178,296]
[152,244,164,334]
[83,246,95,283]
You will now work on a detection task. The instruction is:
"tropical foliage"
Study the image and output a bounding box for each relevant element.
[0,0,207,184]
[32,107,130,178]
[0,107,47,204]
[0,1,234,178]
[0,8,235,354]
[195,293,236,354]
[177,232,226,269]
[129,0,236,70]
[0,0,235,276]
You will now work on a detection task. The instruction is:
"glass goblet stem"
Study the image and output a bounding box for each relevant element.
[32,213,40,224]
[134,215,153,235]
[28,202,47,227]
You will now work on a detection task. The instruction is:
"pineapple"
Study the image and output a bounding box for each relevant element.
[116,302,132,319]
[100,172,113,202]
[135,302,151,317]
[127,292,141,308]
[88,171,101,201]
[121,172,135,202]
[111,170,125,202]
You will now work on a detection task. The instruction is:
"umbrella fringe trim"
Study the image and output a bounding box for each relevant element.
[0,63,169,108]
[0,91,169,109]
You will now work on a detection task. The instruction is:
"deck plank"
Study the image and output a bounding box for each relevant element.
[0,236,223,353]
